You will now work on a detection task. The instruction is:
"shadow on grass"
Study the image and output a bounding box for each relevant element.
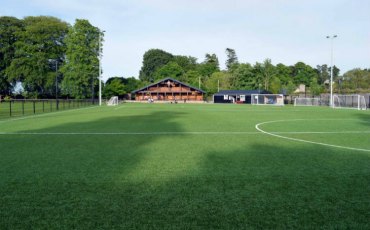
[357,112,370,126]
[0,110,369,229]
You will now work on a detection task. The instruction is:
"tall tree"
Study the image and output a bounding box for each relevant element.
[316,64,330,85]
[204,53,219,68]
[204,71,232,96]
[123,77,141,93]
[153,61,184,81]
[0,16,24,96]
[5,16,69,98]
[196,53,220,77]
[309,77,323,96]
[269,76,282,94]
[61,19,100,99]
[231,63,255,89]
[254,59,276,90]
[182,70,202,88]
[139,49,174,82]
[275,63,292,86]
[225,48,238,70]
[291,62,318,86]
[104,77,126,98]
[328,65,340,82]
[173,55,197,72]
[342,68,370,90]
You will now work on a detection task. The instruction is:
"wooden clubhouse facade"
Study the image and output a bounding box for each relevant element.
[132,78,205,102]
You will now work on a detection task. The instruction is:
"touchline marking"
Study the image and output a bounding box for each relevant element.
[0,131,262,135]
[255,119,370,152]
[1,130,369,136]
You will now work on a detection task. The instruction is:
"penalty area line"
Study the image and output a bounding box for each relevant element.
[255,120,370,152]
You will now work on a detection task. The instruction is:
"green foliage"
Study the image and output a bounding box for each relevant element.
[231,63,256,89]
[204,71,232,95]
[328,65,340,81]
[123,77,141,93]
[139,49,174,82]
[342,68,370,91]
[269,76,282,94]
[182,70,202,88]
[309,77,323,96]
[285,81,297,95]
[153,61,184,81]
[0,16,24,95]
[5,16,69,98]
[61,19,100,99]
[254,59,276,90]
[173,55,197,72]
[316,64,330,84]
[104,77,126,98]
[292,62,318,86]
[196,53,220,78]
[225,48,238,70]
[275,63,292,86]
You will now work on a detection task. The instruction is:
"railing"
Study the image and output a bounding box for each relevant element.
[0,99,97,119]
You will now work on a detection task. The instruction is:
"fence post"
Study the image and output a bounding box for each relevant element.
[33,101,35,114]
[9,100,12,117]
[22,100,25,115]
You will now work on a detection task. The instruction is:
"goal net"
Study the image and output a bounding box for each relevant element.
[333,94,367,110]
[107,96,119,106]
[294,98,321,106]
[251,94,284,106]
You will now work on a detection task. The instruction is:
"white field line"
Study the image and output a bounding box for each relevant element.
[0,131,261,135]
[255,119,370,152]
[1,130,370,135]
[273,131,370,134]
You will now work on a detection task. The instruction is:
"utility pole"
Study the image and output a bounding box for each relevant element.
[55,60,58,100]
[99,30,105,106]
[326,35,337,107]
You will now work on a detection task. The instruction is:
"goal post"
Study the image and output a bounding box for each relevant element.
[333,94,367,110]
[107,96,119,106]
[294,98,321,106]
[251,94,284,106]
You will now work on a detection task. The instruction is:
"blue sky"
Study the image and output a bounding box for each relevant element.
[1,0,369,80]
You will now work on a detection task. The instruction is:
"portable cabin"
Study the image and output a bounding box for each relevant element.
[213,90,270,104]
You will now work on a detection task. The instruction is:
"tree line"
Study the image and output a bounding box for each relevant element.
[132,48,370,98]
[1,16,369,100]
[0,16,102,99]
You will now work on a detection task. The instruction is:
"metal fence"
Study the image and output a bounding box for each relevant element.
[0,99,97,119]
[289,94,370,108]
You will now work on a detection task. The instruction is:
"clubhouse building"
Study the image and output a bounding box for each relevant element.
[132,78,205,102]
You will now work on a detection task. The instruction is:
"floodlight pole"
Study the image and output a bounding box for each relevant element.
[99,30,105,106]
[326,35,337,108]
[55,60,58,100]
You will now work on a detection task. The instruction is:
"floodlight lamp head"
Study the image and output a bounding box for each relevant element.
[326,36,330,38]
[334,35,337,38]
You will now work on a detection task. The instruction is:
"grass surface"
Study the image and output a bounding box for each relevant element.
[0,103,369,229]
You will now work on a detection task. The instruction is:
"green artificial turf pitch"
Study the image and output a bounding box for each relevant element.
[0,103,369,229]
